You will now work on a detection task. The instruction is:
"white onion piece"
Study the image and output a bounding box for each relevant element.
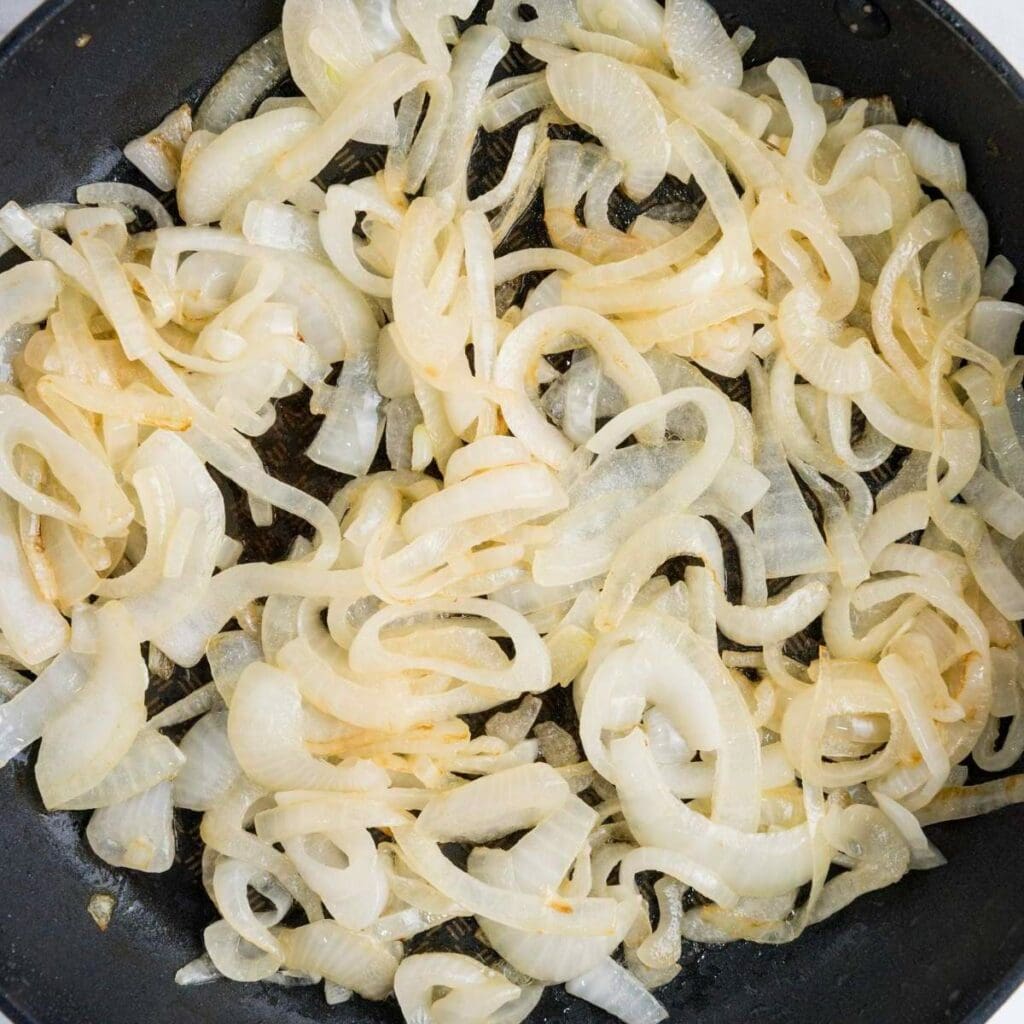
[348,598,552,694]
[280,921,399,1000]
[0,392,133,538]
[228,662,389,792]
[279,637,502,731]
[427,25,509,200]
[282,2,373,117]
[204,918,283,983]
[479,902,636,984]
[477,793,596,893]
[916,777,1024,826]
[565,956,668,1024]
[146,682,220,731]
[578,0,664,53]
[0,494,70,666]
[546,53,669,200]
[174,954,222,987]
[578,631,762,831]
[714,578,830,646]
[0,652,87,767]
[395,953,542,1024]
[124,105,193,192]
[0,203,77,259]
[394,823,618,936]
[274,53,435,186]
[419,763,568,842]
[213,857,292,958]
[612,730,813,897]
[879,120,967,194]
[153,561,360,667]
[87,780,176,872]
[196,28,290,133]
[747,363,830,577]
[307,349,384,476]
[872,791,946,870]
[78,185,172,233]
[663,0,742,89]
[778,288,875,394]
[245,200,323,257]
[173,711,242,811]
[0,261,60,342]
[178,106,321,225]
[983,254,1016,299]
[35,604,147,809]
[208,631,263,704]
[969,300,1024,364]
[958,364,1024,495]
[60,730,184,811]
[284,3,399,146]
[495,305,662,467]
[255,793,417,843]
[487,0,581,45]
[961,466,1024,539]
[595,514,725,632]
[967,531,1024,620]
[285,829,389,930]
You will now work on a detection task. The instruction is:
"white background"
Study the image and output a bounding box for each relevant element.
[0,0,1022,1022]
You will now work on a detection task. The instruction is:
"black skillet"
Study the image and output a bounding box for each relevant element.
[1,1,1024,1022]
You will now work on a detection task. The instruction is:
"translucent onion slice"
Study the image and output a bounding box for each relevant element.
[777,287,876,395]
[546,53,669,200]
[285,828,389,930]
[173,711,242,811]
[87,780,175,872]
[348,597,552,694]
[35,603,148,809]
[578,0,665,54]
[0,392,133,539]
[487,0,581,45]
[565,956,668,1024]
[0,493,70,666]
[748,374,831,577]
[196,27,290,133]
[663,0,742,89]
[395,953,542,1024]
[495,304,662,467]
[611,729,813,897]
[228,662,390,792]
[0,651,88,767]
[124,106,193,192]
[178,107,321,225]
[60,730,184,811]
[280,921,400,1000]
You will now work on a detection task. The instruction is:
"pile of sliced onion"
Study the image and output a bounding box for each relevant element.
[0,1,1022,1021]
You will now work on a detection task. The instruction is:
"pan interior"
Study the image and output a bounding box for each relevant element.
[1,2,1024,1024]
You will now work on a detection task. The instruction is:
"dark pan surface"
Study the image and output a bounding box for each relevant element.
[2,2,1024,1023]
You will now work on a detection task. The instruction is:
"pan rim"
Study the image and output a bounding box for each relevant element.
[0,2,1022,1024]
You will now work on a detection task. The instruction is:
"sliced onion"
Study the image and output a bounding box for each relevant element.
[196,28,290,133]
[663,0,742,89]
[60,730,184,811]
[487,0,581,45]
[546,53,669,200]
[173,710,242,811]
[395,953,542,1024]
[35,604,147,809]
[565,956,668,1024]
[280,921,399,1000]
[87,780,176,872]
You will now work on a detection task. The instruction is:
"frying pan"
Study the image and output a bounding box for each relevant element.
[1,1,1024,1022]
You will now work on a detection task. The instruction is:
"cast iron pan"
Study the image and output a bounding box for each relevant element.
[1,1,1024,1022]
